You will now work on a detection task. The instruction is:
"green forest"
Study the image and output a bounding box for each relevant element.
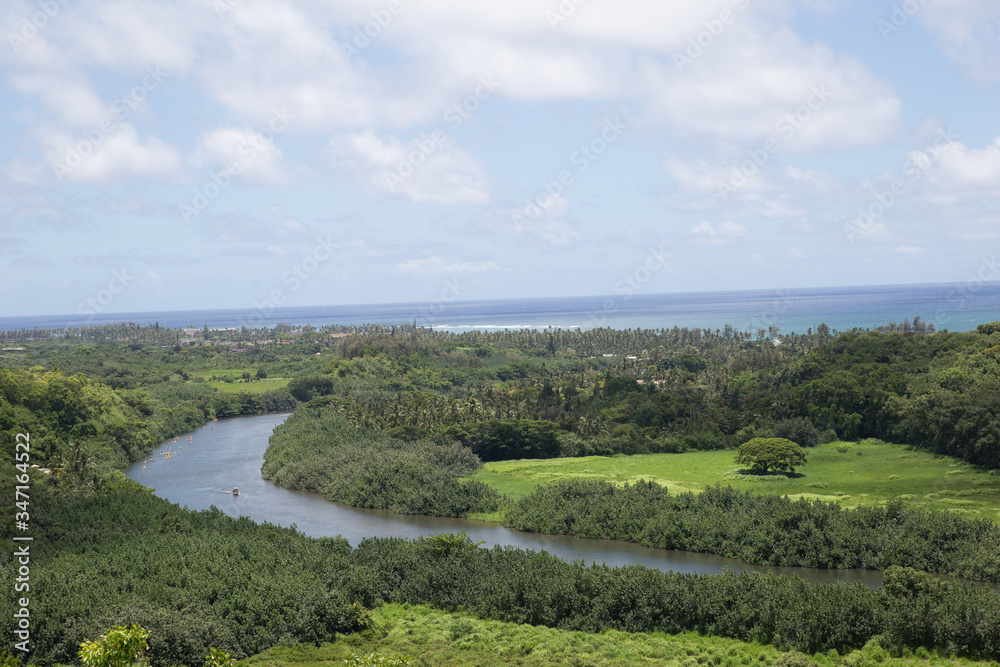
[2,319,1000,666]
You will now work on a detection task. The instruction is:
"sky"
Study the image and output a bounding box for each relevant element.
[2,0,1000,318]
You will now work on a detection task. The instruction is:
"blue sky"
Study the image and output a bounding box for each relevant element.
[2,0,1000,317]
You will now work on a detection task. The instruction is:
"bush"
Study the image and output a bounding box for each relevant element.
[78,625,149,667]
[776,652,814,667]
[344,652,410,666]
[204,648,245,667]
[286,376,334,402]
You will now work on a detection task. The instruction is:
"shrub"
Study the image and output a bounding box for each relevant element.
[79,625,149,667]
[204,648,244,667]
[776,652,814,667]
[344,652,410,666]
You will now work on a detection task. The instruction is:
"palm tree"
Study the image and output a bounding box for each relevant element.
[54,441,100,492]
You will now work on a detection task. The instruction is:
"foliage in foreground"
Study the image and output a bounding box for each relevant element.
[343,651,410,666]
[248,603,1000,667]
[78,625,149,667]
[5,480,1000,665]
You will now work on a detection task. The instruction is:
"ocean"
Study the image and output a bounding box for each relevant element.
[3,282,1000,334]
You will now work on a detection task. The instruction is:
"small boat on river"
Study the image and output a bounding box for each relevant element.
[232,487,240,496]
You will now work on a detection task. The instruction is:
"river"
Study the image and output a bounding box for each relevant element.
[124,412,884,586]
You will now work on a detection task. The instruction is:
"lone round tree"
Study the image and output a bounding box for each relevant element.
[736,437,807,474]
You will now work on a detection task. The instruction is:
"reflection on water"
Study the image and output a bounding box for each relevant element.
[125,412,883,587]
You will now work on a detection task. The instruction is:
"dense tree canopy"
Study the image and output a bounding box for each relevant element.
[736,437,808,474]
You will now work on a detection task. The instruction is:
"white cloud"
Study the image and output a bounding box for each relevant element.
[1,0,902,192]
[916,136,1000,197]
[739,194,809,219]
[646,30,899,151]
[194,127,293,185]
[9,70,107,128]
[268,206,307,232]
[895,245,926,255]
[484,193,582,247]
[330,131,489,204]
[44,124,183,184]
[843,217,889,243]
[64,1,200,71]
[393,254,504,276]
[783,165,843,197]
[663,153,845,211]
[664,157,760,194]
[936,208,1000,241]
[689,221,749,245]
[919,0,1000,82]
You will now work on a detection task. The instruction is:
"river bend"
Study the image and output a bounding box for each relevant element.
[124,412,883,587]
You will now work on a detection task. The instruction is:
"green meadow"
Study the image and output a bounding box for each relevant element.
[469,441,1000,522]
[247,603,1000,667]
[186,369,291,394]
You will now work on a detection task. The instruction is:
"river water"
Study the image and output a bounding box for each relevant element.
[124,412,883,587]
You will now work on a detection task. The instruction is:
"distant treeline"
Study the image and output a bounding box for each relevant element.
[273,323,1000,471]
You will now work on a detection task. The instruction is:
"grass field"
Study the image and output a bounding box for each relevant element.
[202,377,290,394]
[469,441,1000,522]
[246,602,999,667]
[185,369,290,394]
